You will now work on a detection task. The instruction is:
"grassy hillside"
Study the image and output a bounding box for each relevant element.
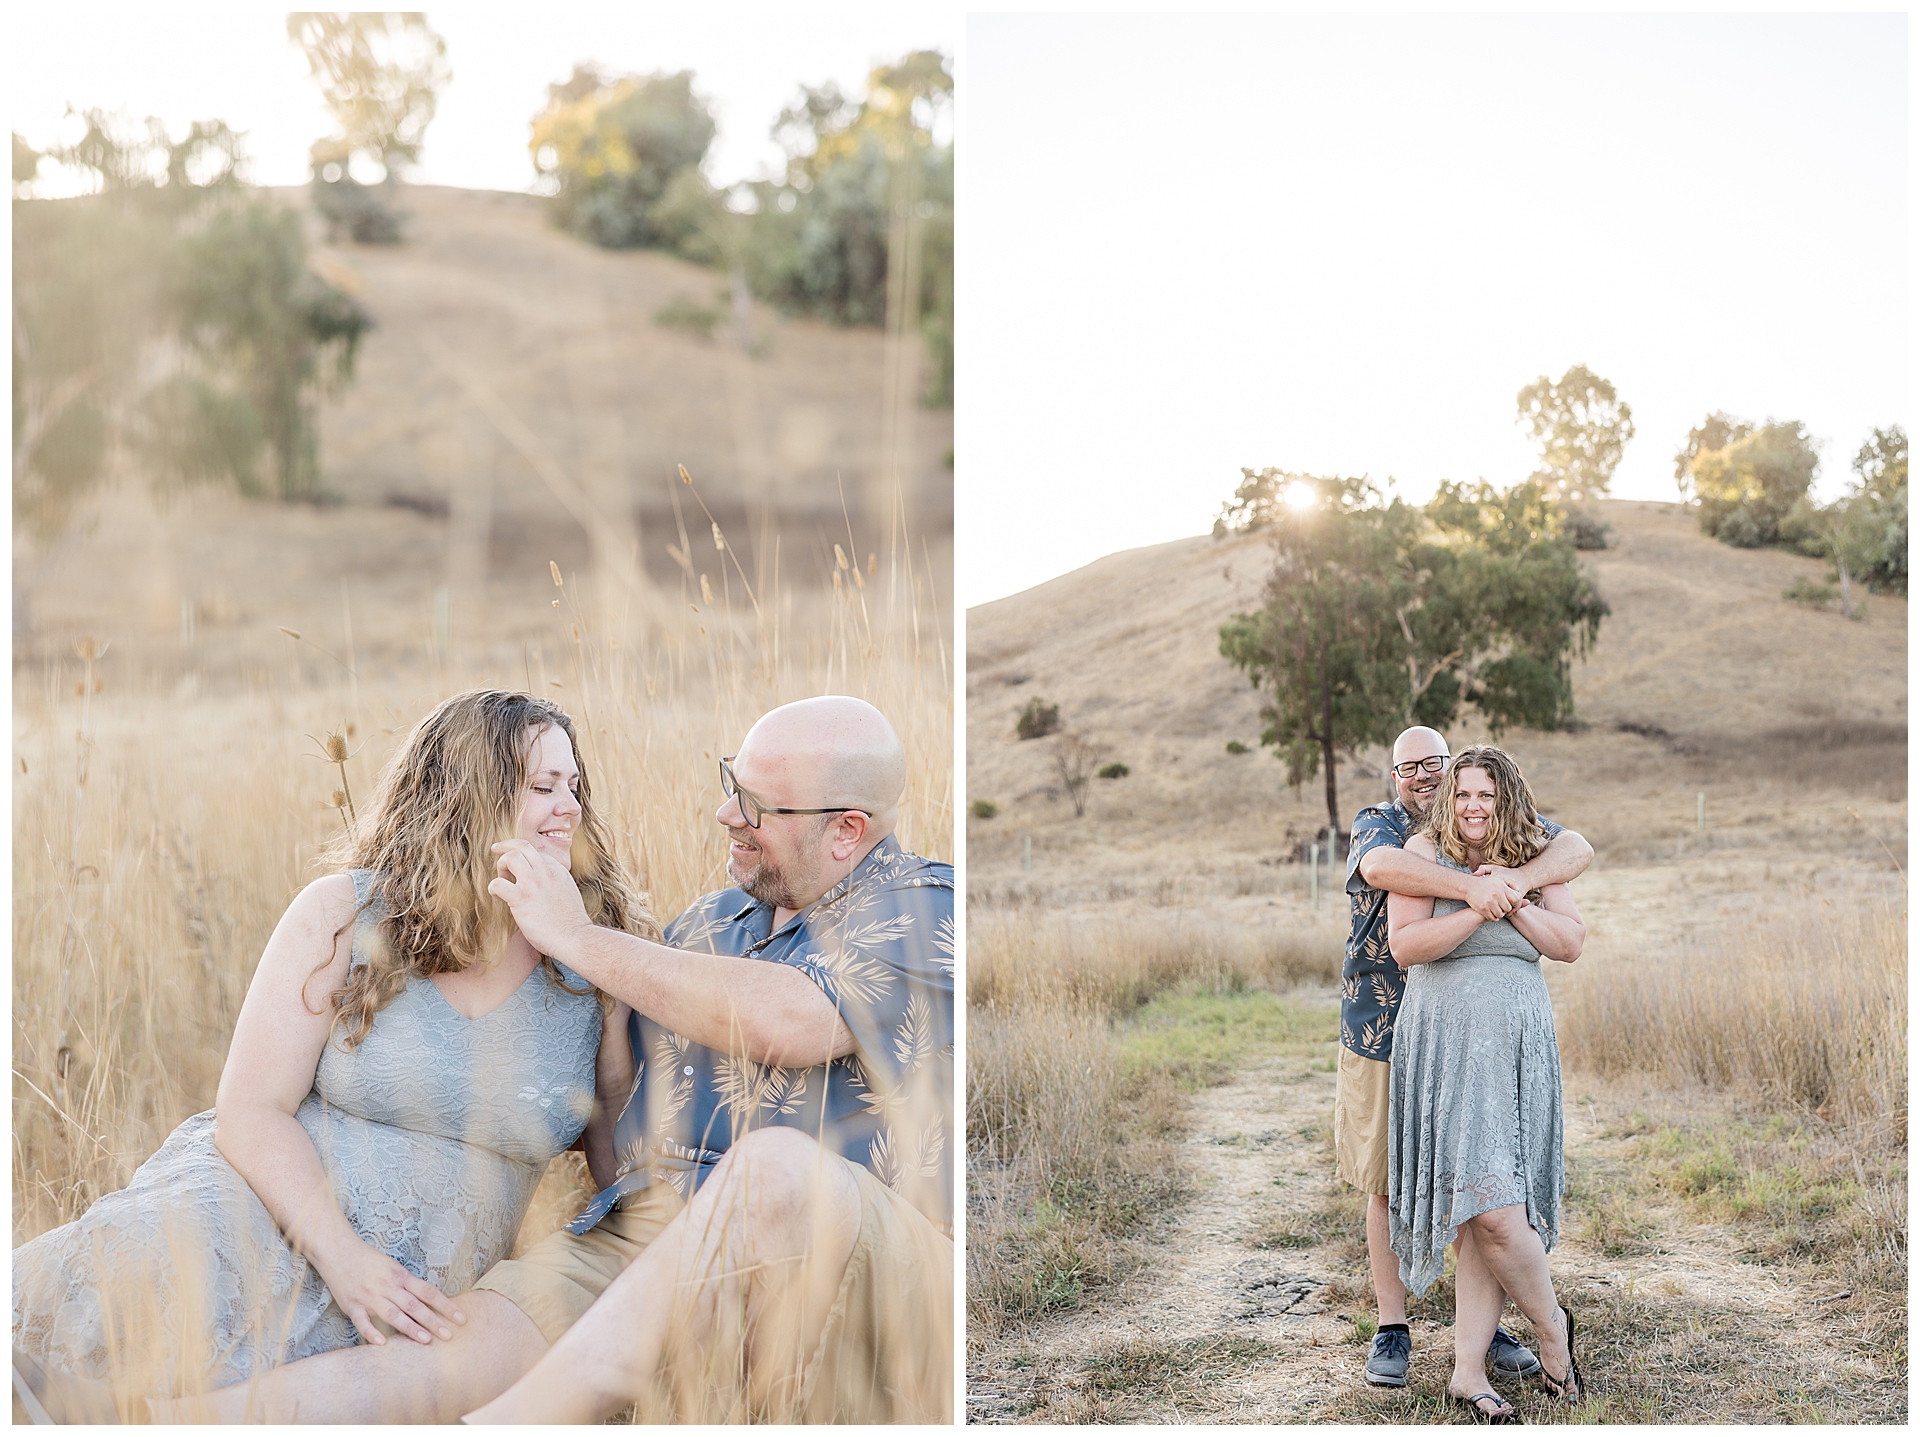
[965,499,1905,917]
[15,183,952,687]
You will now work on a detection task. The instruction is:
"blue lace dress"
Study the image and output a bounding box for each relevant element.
[1386,851,1565,1297]
[11,870,601,1396]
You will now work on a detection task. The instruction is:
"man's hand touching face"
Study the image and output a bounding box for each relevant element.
[489,840,592,961]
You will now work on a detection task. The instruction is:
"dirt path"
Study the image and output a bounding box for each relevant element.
[968,1044,1903,1424]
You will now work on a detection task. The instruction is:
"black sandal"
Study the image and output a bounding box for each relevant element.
[1537,1304,1582,1404]
[1452,1389,1519,1424]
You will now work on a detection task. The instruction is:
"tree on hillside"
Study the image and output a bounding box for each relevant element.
[530,66,719,253]
[1672,411,1752,492]
[1848,426,1908,596]
[1219,471,1607,839]
[1784,425,1908,615]
[748,51,954,404]
[288,12,449,242]
[13,115,368,530]
[1414,479,1610,729]
[1681,419,1819,548]
[1218,476,1423,839]
[1515,364,1635,506]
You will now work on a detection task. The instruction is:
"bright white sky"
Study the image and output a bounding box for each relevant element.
[959,10,1909,608]
[10,4,954,193]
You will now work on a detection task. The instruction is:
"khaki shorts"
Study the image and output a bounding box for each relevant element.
[475,1158,953,1423]
[1333,1047,1391,1195]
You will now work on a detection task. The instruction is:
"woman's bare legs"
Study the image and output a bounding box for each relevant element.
[1462,1203,1573,1394]
[1448,1223,1511,1410]
[151,1291,547,1423]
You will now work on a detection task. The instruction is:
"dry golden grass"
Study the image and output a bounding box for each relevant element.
[964,908,1345,1340]
[1556,898,1906,1139]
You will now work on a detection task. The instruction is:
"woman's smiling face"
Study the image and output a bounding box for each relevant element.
[1453,765,1498,848]
[516,724,581,861]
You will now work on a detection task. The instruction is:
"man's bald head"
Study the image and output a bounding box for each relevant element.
[735,695,906,839]
[1392,725,1448,765]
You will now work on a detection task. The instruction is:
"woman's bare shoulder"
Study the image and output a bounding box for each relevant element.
[258,873,361,973]
[295,872,360,924]
[1402,833,1438,859]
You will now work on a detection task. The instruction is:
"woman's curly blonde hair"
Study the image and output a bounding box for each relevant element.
[1421,744,1550,872]
[312,689,658,1047]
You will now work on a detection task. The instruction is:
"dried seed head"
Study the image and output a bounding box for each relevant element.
[711,522,725,552]
[552,599,561,608]
[833,570,843,591]
[324,732,349,762]
[834,544,849,570]
[346,722,357,737]
[570,625,580,642]
[549,679,564,689]
[76,637,101,661]
[279,627,301,641]
[550,562,564,587]
[700,574,714,606]
[679,464,693,484]
[867,553,876,575]
[329,790,348,809]
[852,566,865,590]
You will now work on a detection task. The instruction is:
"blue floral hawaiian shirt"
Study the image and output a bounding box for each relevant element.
[565,834,955,1235]
[1341,799,1562,1061]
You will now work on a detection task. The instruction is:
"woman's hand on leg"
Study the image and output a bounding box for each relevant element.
[311,1236,466,1345]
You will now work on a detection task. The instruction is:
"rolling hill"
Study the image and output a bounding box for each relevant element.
[964,500,1906,933]
[14,184,952,685]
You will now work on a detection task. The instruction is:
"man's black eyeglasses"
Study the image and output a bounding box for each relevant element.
[719,756,871,831]
[1390,756,1449,779]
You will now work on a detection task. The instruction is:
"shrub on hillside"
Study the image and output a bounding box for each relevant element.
[1016,699,1060,740]
[1097,762,1129,780]
[1782,577,1839,610]
[1225,740,1251,755]
[970,799,999,819]
[1563,509,1612,550]
[531,66,717,252]
[1679,419,1819,550]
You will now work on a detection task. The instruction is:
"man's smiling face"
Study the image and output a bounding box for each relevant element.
[1390,728,1450,815]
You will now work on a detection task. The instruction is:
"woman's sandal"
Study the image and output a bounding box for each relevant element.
[1451,1389,1519,1424]
[1537,1304,1583,1404]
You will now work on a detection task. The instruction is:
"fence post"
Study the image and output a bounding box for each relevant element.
[1697,792,1705,833]
[1023,832,1032,873]
[1310,840,1319,910]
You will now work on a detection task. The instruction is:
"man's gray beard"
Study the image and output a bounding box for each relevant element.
[737,842,826,911]
[740,862,808,911]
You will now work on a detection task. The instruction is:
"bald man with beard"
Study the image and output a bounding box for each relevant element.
[174,697,953,1425]
[1341,725,1591,1392]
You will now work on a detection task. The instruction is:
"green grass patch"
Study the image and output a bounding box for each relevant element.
[1117,988,1338,1091]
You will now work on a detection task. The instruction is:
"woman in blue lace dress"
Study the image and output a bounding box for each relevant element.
[1386,745,1586,1421]
[12,690,652,1417]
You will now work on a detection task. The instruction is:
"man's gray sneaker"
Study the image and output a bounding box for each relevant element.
[1364,1326,1412,1387]
[1489,1325,1541,1377]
